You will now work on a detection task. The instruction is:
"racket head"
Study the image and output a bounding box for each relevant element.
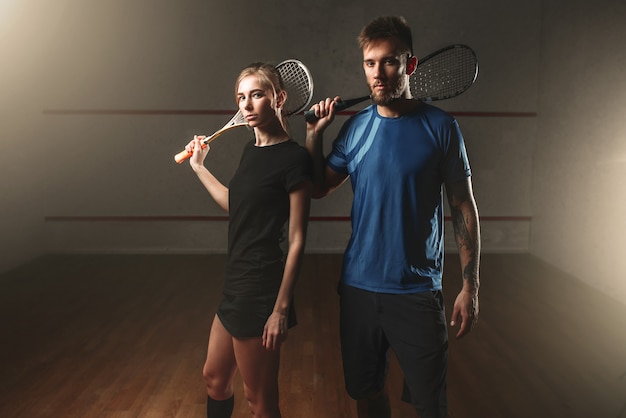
[202,110,247,145]
[174,111,248,163]
[411,44,478,102]
[276,59,314,115]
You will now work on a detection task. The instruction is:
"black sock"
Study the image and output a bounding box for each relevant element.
[207,394,234,418]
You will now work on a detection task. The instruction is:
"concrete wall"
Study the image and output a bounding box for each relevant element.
[2,0,538,254]
[531,0,626,303]
[8,0,625,305]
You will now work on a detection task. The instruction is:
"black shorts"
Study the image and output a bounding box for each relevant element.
[339,284,448,418]
[217,294,297,338]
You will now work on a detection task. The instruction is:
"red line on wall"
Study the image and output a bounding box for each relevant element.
[42,109,537,118]
[44,215,532,222]
[448,111,537,118]
[42,109,237,116]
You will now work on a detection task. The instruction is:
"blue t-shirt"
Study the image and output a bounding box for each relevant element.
[327,103,471,293]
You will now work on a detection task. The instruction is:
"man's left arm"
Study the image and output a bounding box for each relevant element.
[445,177,481,339]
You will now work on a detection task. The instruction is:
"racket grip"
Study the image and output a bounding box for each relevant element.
[174,141,210,164]
[303,96,370,123]
[174,149,192,164]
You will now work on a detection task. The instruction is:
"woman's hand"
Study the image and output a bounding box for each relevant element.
[187,135,210,171]
[262,311,288,351]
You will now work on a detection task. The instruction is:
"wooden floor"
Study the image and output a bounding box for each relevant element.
[0,253,625,418]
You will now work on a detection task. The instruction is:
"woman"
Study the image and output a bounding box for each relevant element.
[185,62,312,418]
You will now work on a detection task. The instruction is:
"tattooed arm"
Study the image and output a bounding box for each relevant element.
[445,177,481,339]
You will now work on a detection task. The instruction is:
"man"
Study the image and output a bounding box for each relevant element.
[305,16,480,418]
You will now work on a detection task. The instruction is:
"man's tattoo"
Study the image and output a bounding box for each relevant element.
[451,205,471,250]
[450,204,479,290]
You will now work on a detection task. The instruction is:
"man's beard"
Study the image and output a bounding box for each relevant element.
[369,77,409,106]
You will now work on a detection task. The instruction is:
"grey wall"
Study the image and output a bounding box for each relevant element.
[2,1,624,303]
[1,1,52,273]
[532,0,626,303]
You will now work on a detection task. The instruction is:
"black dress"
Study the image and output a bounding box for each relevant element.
[216,139,312,338]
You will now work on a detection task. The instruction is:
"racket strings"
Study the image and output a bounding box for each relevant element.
[277,61,314,115]
[200,111,248,145]
[231,111,246,126]
[411,46,477,100]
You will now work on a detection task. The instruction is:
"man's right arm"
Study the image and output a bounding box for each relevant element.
[304,97,349,198]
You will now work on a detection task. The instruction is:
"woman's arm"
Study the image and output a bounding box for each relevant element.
[188,136,229,212]
[262,180,312,350]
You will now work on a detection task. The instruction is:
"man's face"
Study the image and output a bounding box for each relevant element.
[362,38,410,106]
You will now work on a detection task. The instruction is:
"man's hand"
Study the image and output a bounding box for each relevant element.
[450,289,479,339]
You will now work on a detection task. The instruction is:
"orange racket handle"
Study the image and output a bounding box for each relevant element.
[174,149,192,164]
[174,143,208,164]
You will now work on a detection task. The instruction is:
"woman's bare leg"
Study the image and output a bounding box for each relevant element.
[203,315,237,400]
[233,336,282,418]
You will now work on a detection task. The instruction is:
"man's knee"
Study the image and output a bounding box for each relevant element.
[346,377,386,401]
[355,389,391,418]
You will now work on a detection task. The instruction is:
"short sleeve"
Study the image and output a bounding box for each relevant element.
[442,119,471,183]
[284,146,313,191]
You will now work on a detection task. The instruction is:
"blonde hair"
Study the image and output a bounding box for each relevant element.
[235,62,288,132]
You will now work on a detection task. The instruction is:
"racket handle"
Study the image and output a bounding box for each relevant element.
[174,142,208,164]
[174,149,192,164]
[303,96,370,123]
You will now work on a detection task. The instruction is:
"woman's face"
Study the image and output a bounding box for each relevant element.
[237,75,276,129]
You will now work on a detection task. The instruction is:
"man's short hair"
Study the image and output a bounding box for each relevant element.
[357,16,414,56]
